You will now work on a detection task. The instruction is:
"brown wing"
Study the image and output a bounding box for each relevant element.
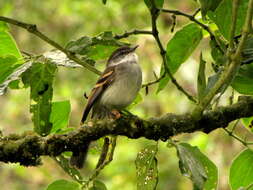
[81,66,115,124]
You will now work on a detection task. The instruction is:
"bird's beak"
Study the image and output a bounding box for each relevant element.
[131,45,139,52]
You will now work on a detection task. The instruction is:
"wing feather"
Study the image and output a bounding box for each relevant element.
[81,66,115,123]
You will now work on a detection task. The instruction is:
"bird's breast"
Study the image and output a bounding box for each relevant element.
[99,62,142,109]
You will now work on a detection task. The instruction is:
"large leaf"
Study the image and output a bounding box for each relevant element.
[176,143,218,190]
[0,55,19,84]
[242,35,253,65]
[231,63,253,95]
[241,117,253,131]
[230,149,253,190]
[0,24,22,58]
[135,145,158,190]
[66,31,126,61]
[0,23,23,86]
[157,23,202,92]
[50,100,71,133]
[46,179,81,190]
[166,23,203,74]
[209,38,227,66]
[89,180,107,190]
[208,0,249,40]
[22,62,57,136]
[199,0,222,18]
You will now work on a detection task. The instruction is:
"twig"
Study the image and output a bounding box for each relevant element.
[149,1,196,103]
[192,8,201,17]
[229,0,239,50]
[224,120,253,147]
[245,183,253,190]
[95,137,110,169]
[161,8,224,54]
[84,137,117,188]
[192,0,253,119]
[223,128,248,147]
[0,16,101,75]
[142,72,166,88]
[114,29,153,39]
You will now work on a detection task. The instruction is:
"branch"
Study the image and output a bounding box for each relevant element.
[114,29,153,39]
[142,72,166,88]
[0,96,253,166]
[149,3,197,103]
[0,16,101,75]
[192,0,253,119]
[229,0,239,50]
[160,8,225,54]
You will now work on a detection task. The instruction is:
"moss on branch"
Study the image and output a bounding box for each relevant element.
[0,96,252,166]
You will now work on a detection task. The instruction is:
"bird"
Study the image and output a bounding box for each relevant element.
[70,45,142,169]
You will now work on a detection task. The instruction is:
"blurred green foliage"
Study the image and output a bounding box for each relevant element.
[0,0,250,190]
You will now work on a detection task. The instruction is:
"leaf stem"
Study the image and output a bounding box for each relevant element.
[114,29,153,39]
[142,72,166,88]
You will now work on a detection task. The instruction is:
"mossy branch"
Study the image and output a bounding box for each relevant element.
[0,96,252,166]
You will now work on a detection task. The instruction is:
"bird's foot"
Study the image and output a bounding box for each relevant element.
[110,109,121,119]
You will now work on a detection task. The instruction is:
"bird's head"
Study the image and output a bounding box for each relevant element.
[107,45,139,66]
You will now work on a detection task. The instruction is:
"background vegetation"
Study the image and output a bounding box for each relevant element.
[0,0,253,190]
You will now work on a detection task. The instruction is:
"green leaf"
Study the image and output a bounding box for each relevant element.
[176,143,218,190]
[231,63,253,95]
[166,23,203,74]
[199,0,222,18]
[46,179,81,190]
[230,149,253,190]
[50,100,71,133]
[89,180,107,190]
[157,23,202,92]
[135,145,158,190]
[144,0,164,9]
[208,0,249,40]
[241,117,253,131]
[242,35,253,65]
[197,53,206,101]
[66,31,126,62]
[0,24,24,93]
[0,55,18,84]
[22,62,57,136]
[209,38,227,66]
[102,0,107,5]
[0,28,22,59]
